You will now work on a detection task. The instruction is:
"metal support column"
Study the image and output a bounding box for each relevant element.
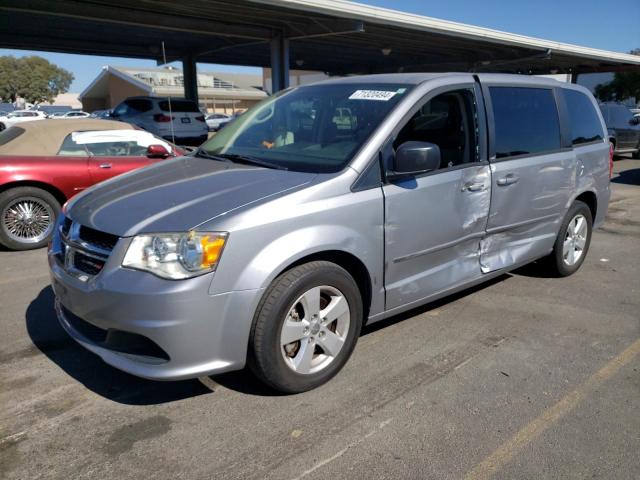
[570,71,579,84]
[270,35,290,93]
[182,54,199,102]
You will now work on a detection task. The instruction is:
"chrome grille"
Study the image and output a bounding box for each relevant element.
[58,220,118,280]
[73,251,106,276]
[79,225,119,252]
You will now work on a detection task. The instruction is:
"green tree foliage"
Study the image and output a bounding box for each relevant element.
[595,49,640,103]
[0,55,74,104]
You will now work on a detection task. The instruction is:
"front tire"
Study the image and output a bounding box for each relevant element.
[248,261,363,393]
[544,200,593,277]
[0,187,60,250]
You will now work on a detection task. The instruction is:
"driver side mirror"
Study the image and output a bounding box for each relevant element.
[388,141,441,179]
[147,144,171,158]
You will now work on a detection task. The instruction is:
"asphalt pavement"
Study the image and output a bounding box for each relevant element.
[1,157,639,480]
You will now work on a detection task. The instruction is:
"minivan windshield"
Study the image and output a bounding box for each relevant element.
[199,83,412,173]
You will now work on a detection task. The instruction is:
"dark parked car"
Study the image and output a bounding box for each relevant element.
[0,119,181,250]
[599,102,640,157]
[90,109,113,119]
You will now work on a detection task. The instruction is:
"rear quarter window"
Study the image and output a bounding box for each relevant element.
[58,134,87,156]
[159,100,200,113]
[125,99,153,113]
[562,90,604,145]
[489,87,561,158]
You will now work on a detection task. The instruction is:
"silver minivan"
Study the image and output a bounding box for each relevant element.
[49,73,611,393]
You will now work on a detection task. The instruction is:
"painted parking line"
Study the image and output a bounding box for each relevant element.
[464,337,640,480]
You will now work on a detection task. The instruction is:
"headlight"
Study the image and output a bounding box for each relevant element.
[122,231,228,279]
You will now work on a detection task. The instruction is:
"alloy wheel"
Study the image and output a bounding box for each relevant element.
[562,214,588,266]
[280,285,351,375]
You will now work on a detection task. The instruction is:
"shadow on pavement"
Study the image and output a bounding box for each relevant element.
[612,167,640,186]
[361,273,512,336]
[510,259,562,279]
[211,370,284,397]
[26,286,212,405]
[27,274,515,399]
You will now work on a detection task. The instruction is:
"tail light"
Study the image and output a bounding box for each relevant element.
[195,115,205,122]
[609,142,614,179]
[153,113,174,122]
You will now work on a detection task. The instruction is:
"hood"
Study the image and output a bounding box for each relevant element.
[67,156,316,236]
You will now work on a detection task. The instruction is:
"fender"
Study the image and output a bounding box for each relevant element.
[234,224,379,290]
[207,185,386,317]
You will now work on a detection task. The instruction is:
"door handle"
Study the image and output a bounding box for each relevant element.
[99,163,112,169]
[496,174,519,186]
[462,181,486,192]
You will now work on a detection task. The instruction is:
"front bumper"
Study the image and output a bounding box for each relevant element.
[49,252,263,381]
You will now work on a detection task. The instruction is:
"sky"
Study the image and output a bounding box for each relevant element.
[1,0,638,93]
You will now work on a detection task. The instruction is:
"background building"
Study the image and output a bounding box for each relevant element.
[262,68,329,94]
[80,66,268,113]
[45,93,82,109]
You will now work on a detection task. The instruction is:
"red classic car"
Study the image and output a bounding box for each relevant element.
[0,119,181,250]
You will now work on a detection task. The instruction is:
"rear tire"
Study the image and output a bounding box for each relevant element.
[0,187,61,250]
[543,200,593,277]
[248,261,363,393]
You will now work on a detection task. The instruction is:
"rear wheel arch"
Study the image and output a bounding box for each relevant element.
[574,190,597,221]
[0,181,67,207]
[542,200,593,277]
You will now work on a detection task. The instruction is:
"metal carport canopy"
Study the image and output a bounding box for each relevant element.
[1,0,639,84]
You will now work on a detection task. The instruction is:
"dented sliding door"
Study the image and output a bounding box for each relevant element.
[383,164,490,310]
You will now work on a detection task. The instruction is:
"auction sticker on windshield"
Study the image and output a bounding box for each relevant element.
[349,90,398,101]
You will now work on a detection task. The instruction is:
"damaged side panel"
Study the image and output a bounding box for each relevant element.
[478,220,562,273]
[480,151,576,272]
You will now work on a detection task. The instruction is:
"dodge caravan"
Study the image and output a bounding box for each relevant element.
[49,74,611,393]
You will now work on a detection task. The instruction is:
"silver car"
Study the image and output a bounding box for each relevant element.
[49,73,611,393]
[205,113,232,132]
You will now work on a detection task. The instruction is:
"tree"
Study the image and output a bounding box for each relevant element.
[0,55,74,104]
[594,49,640,103]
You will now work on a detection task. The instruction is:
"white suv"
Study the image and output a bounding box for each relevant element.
[0,110,48,131]
[56,111,91,119]
[110,96,208,145]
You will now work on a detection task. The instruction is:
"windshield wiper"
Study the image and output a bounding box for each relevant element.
[218,153,288,171]
[194,148,233,163]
